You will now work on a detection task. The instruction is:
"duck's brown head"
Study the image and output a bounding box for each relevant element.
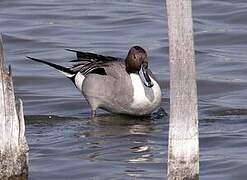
[125,46,153,88]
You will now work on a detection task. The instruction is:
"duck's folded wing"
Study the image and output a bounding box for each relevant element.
[66,49,120,62]
[67,49,122,75]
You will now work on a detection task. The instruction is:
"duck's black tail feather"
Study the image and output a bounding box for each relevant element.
[27,56,75,78]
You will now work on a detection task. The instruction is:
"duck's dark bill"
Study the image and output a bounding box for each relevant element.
[139,64,154,88]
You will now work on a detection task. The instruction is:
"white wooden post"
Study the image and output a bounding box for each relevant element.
[166,0,199,179]
[0,35,28,179]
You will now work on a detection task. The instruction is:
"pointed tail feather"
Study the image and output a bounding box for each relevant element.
[27,56,75,78]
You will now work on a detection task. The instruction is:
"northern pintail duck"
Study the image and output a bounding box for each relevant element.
[27,46,161,118]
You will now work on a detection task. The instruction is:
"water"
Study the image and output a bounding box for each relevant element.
[1,0,247,179]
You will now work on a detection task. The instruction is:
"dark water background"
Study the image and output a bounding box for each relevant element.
[1,0,247,179]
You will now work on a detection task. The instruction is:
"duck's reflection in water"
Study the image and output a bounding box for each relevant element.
[79,113,166,178]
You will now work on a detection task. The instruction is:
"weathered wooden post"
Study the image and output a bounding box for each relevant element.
[166,0,199,179]
[0,35,28,179]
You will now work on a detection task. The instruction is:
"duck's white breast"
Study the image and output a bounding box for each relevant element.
[130,73,161,114]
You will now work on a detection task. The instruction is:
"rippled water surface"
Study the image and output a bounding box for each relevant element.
[1,0,247,179]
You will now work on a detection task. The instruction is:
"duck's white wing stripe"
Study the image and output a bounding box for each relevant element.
[75,72,85,91]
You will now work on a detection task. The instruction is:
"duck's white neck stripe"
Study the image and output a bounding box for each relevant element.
[129,73,161,114]
[130,73,150,106]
